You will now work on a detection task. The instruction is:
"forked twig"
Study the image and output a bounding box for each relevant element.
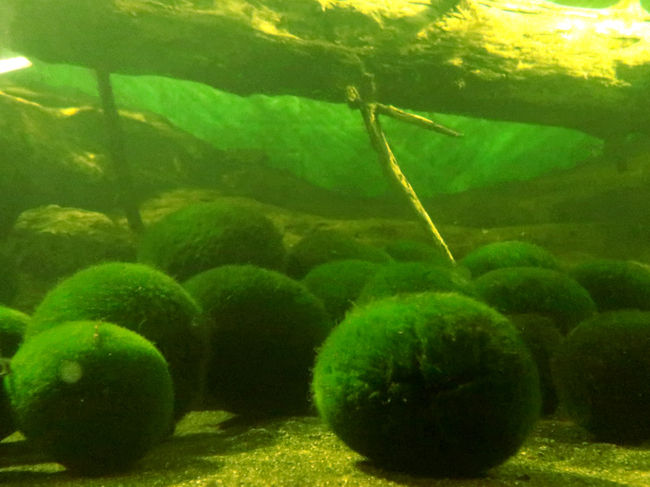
[346,83,459,263]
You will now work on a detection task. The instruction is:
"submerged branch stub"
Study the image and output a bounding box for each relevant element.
[346,85,455,263]
[95,69,144,234]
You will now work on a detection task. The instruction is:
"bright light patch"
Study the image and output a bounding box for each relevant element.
[0,56,32,75]
[0,56,32,74]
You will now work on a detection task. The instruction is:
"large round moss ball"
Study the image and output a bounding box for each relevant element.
[5,321,174,474]
[473,267,596,334]
[184,265,331,415]
[357,261,474,303]
[461,240,560,278]
[137,201,286,281]
[570,259,650,312]
[286,229,391,279]
[312,292,541,476]
[552,310,650,443]
[302,259,381,323]
[0,305,29,439]
[29,262,203,419]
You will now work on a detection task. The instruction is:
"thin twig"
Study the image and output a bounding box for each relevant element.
[347,85,455,263]
[375,103,463,138]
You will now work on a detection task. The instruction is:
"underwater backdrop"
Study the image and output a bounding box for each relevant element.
[1,0,649,485]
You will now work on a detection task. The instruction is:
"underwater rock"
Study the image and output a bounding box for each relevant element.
[28,262,204,420]
[357,261,474,303]
[570,259,650,312]
[0,87,227,220]
[0,305,29,440]
[312,292,541,476]
[286,229,390,279]
[5,321,174,475]
[473,267,596,334]
[138,201,286,281]
[460,240,561,278]
[3,205,134,282]
[184,264,330,416]
[302,259,381,323]
[552,310,650,443]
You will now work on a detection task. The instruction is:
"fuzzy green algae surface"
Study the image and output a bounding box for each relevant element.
[0,412,648,486]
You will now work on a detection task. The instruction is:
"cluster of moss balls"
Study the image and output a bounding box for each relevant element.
[0,261,206,475]
[28,262,204,420]
[5,199,648,479]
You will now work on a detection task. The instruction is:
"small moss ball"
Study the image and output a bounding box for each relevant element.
[509,314,564,415]
[474,267,596,334]
[302,259,381,323]
[383,239,451,265]
[286,229,391,279]
[552,310,650,443]
[184,265,331,415]
[0,305,29,439]
[461,240,560,278]
[137,201,286,281]
[5,321,174,474]
[357,261,474,303]
[571,259,650,312]
[29,262,203,419]
[312,292,541,476]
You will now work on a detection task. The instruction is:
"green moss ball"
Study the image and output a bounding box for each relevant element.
[184,265,331,415]
[509,314,564,415]
[383,239,451,265]
[137,201,286,281]
[0,305,29,439]
[552,310,650,443]
[357,262,474,303]
[473,267,596,334]
[460,240,560,278]
[570,259,650,312]
[5,321,174,474]
[302,259,381,323]
[29,262,203,419]
[286,229,391,279]
[312,292,541,476]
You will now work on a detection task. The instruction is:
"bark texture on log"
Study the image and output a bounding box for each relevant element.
[5,0,650,137]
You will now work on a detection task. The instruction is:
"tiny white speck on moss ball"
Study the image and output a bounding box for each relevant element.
[59,360,83,384]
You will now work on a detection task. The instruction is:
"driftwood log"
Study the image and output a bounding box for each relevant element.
[4,0,650,138]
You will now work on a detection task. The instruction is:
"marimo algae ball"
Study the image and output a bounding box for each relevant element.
[137,200,286,281]
[552,310,650,443]
[184,264,331,416]
[460,240,560,278]
[0,305,29,440]
[312,292,541,476]
[4,321,173,475]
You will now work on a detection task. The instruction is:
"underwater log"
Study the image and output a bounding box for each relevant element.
[5,0,650,138]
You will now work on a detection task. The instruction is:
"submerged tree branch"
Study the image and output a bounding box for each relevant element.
[6,0,650,137]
